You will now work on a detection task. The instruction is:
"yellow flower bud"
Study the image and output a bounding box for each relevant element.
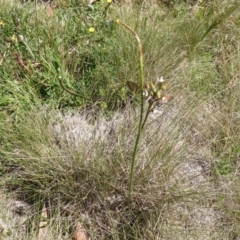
[156,90,162,99]
[0,21,4,26]
[107,0,112,3]
[9,35,17,43]
[88,27,95,33]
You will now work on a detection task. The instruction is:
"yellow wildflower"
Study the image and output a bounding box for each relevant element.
[107,0,112,3]
[7,35,17,43]
[11,35,17,42]
[116,19,120,24]
[88,27,95,33]
[0,21,4,26]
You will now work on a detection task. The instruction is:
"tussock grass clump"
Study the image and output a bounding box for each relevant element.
[0,100,212,239]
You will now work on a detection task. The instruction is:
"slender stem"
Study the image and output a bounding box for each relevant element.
[53,61,91,102]
[142,102,153,130]
[58,76,82,97]
[117,20,144,201]
[128,51,144,200]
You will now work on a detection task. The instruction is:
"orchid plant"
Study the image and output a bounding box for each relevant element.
[117,19,173,200]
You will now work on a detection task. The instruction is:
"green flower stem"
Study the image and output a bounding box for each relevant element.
[142,102,153,130]
[53,60,91,102]
[117,20,144,200]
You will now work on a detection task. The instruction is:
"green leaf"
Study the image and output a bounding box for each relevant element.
[0,96,11,105]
